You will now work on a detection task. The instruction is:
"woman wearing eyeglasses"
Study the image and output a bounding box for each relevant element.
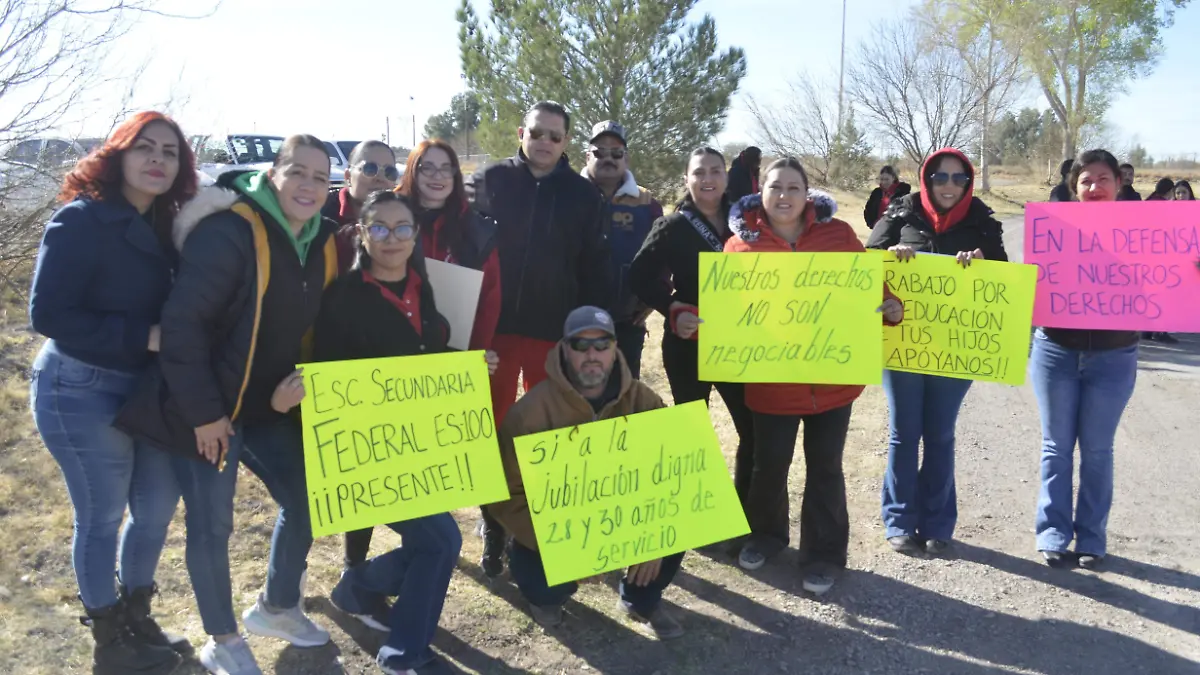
[322,140,402,272]
[866,147,1008,558]
[313,190,470,675]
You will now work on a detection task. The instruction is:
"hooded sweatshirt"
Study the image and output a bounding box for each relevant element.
[233,171,322,261]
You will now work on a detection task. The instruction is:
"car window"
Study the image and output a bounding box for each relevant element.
[323,142,342,165]
[337,141,359,161]
[6,140,42,163]
[229,135,283,164]
[44,140,77,165]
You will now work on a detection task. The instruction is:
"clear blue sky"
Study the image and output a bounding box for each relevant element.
[75,0,1199,159]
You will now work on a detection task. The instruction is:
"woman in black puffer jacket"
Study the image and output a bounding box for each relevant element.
[866,147,1008,559]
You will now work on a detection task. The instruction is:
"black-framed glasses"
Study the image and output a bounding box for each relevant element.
[567,336,614,353]
[417,163,455,178]
[589,148,626,160]
[528,128,565,143]
[364,223,418,242]
[929,172,971,187]
[357,162,401,182]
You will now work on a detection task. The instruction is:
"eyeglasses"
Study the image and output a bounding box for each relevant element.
[417,163,455,178]
[528,128,565,143]
[364,223,418,242]
[589,148,626,160]
[357,162,401,182]
[567,336,614,353]
[929,172,971,188]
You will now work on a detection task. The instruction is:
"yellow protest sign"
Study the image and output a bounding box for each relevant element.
[697,251,885,384]
[299,351,509,538]
[511,401,749,586]
[882,253,1038,385]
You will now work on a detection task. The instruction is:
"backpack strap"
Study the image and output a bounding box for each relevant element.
[228,201,271,422]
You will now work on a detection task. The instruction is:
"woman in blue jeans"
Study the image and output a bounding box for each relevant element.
[313,191,489,674]
[1031,149,1139,570]
[29,111,197,674]
[866,148,1009,556]
[117,135,341,675]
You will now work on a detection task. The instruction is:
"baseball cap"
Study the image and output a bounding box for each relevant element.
[589,121,627,147]
[563,306,616,339]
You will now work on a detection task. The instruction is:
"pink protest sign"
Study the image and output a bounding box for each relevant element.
[1025,202,1200,331]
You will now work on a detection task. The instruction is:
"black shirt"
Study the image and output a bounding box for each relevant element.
[629,204,731,315]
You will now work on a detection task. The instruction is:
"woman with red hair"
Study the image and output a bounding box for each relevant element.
[29,111,197,675]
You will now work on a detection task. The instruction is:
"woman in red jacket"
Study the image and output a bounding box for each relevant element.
[397,139,508,576]
[726,158,903,595]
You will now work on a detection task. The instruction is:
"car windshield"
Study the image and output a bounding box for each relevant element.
[229,135,284,164]
[337,141,359,159]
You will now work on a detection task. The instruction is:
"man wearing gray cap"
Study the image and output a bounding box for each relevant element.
[582,121,662,379]
[489,305,686,640]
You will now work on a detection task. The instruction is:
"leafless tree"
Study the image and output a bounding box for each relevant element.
[746,72,840,183]
[848,16,986,167]
[0,0,214,292]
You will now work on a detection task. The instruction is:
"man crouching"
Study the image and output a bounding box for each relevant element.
[489,306,685,640]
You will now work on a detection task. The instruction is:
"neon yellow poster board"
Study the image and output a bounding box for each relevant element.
[697,251,885,384]
[299,351,509,538]
[511,401,749,586]
[882,253,1037,385]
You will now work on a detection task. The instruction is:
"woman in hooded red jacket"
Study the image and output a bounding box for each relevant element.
[726,158,903,596]
[866,147,1009,559]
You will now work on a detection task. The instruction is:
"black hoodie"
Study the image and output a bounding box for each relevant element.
[468,151,612,342]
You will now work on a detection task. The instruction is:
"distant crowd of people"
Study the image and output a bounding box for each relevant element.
[28,100,1153,675]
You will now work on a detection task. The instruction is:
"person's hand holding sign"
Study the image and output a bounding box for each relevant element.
[670,301,703,339]
[627,558,663,587]
[956,248,985,268]
[889,244,916,262]
[195,417,234,465]
[485,350,499,375]
[877,297,904,324]
[271,368,306,413]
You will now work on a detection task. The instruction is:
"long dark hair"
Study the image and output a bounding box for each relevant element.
[397,139,469,257]
[354,190,418,272]
[677,146,730,215]
[1068,149,1120,198]
[1175,180,1195,201]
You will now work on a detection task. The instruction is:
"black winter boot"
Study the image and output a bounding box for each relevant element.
[82,600,181,675]
[121,584,195,656]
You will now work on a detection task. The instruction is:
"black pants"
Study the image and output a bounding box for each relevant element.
[746,404,853,568]
[344,528,373,568]
[661,332,756,502]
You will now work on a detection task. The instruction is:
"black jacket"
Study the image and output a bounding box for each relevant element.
[864,182,912,229]
[629,204,731,315]
[1117,185,1143,202]
[469,151,612,342]
[313,267,449,364]
[1049,183,1073,202]
[865,193,1009,262]
[116,171,339,457]
[726,157,757,203]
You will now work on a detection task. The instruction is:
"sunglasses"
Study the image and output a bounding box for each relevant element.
[528,128,565,143]
[357,162,401,182]
[567,336,614,353]
[417,163,455,178]
[590,148,626,160]
[929,172,971,188]
[364,223,418,242]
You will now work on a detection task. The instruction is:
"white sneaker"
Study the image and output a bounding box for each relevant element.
[199,637,263,675]
[377,646,419,675]
[241,595,330,647]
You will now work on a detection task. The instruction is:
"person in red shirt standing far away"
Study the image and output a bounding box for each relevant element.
[467,101,613,578]
[725,158,904,597]
[322,140,402,272]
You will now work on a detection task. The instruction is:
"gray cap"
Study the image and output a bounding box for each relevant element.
[589,120,627,146]
[563,305,616,339]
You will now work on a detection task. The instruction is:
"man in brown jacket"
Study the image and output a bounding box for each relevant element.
[491,306,686,639]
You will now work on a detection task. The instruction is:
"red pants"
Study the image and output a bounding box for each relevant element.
[490,334,557,425]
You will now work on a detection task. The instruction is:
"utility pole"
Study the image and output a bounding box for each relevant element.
[837,0,847,132]
[410,96,416,148]
[386,117,391,147]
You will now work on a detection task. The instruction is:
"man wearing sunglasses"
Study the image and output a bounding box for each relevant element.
[321,140,403,272]
[581,121,662,379]
[490,306,687,640]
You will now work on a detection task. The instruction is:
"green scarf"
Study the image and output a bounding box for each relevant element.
[233,171,322,261]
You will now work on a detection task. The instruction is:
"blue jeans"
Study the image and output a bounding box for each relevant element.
[880,370,973,541]
[333,513,462,669]
[1030,330,1137,557]
[508,541,684,616]
[172,439,242,635]
[31,345,180,610]
[615,321,647,379]
[238,418,313,610]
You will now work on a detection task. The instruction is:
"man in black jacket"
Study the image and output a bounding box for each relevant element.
[726,146,761,203]
[467,100,612,577]
[1048,159,1074,202]
[1117,163,1142,201]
